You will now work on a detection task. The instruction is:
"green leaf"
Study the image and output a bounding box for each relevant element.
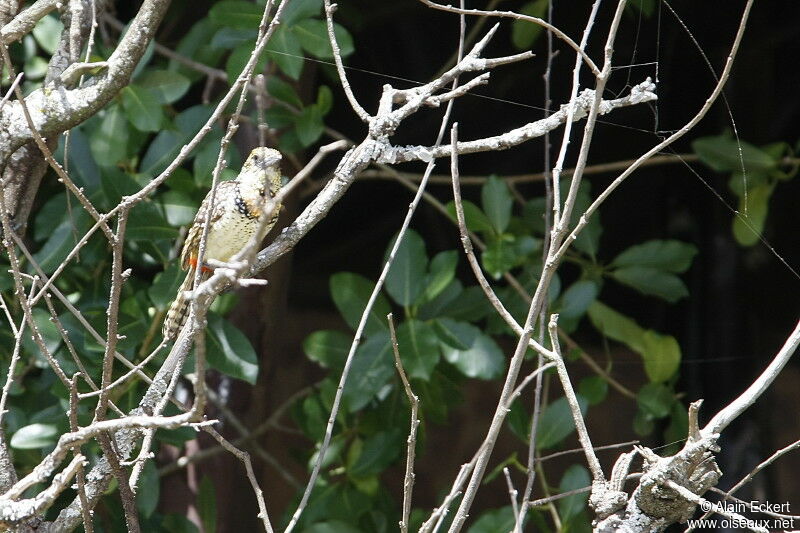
[33,214,92,274]
[558,464,590,520]
[149,264,185,309]
[58,128,100,193]
[536,396,588,450]
[441,331,505,380]
[481,175,513,233]
[282,0,323,25]
[587,301,645,353]
[639,330,681,383]
[440,285,491,322]
[265,26,305,79]
[578,376,608,406]
[210,27,257,50]
[209,1,264,29]
[445,200,495,233]
[424,250,458,302]
[162,515,200,533]
[329,272,392,336]
[225,40,267,85]
[732,183,772,246]
[141,106,212,176]
[348,428,403,478]
[558,280,599,319]
[467,506,516,533]
[637,382,674,419]
[304,330,351,370]
[610,240,698,273]
[198,476,217,533]
[32,15,63,54]
[396,320,440,381]
[303,521,363,533]
[293,19,354,59]
[343,332,394,412]
[206,314,259,383]
[482,235,518,279]
[169,19,224,82]
[137,70,191,104]
[633,408,655,436]
[295,104,325,146]
[432,318,478,350]
[692,134,777,175]
[611,266,689,303]
[385,229,428,306]
[267,76,303,108]
[89,104,129,166]
[136,461,160,518]
[121,85,164,132]
[160,190,197,227]
[10,423,58,449]
[127,202,178,241]
[511,0,549,50]
[316,85,333,115]
[568,181,602,257]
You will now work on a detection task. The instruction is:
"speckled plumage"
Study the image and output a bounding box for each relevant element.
[162,147,283,340]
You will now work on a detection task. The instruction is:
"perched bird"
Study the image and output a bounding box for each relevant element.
[162,147,283,340]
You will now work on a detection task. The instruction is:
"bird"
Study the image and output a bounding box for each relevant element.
[162,147,284,341]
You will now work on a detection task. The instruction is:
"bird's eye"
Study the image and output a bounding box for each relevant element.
[253,155,261,163]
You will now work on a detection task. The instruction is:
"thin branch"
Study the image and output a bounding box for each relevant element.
[388,313,419,533]
[703,319,800,436]
[322,0,369,122]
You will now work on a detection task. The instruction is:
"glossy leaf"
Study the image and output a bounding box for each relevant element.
[303,330,351,370]
[343,332,394,412]
[481,175,513,233]
[265,26,305,79]
[198,476,217,533]
[587,301,645,354]
[148,264,185,309]
[206,314,259,383]
[10,423,58,449]
[558,280,599,319]
[578,376,608,406]
[396,320,439,380]
[432,318,478,351]
[348,428,403,478]
[536,395,588,450]
[611,266,689,303]
[732,183,772,246]
[424,250,458,302]
[511,0,549,50]
[293,19,354,59]
[445,200,495,233]
[89,104,129,166]
[282,0,323,25]
[467,506,516,533]
[441,331,505,380]
[329,272,392,336]
[637,382,674,418]
[639,330,681,383]
[692,134,777,175]
[385,229,428,306]
[137,70,191,104]
[610,240,698,273]
[557,464,590,520]
[122,85,164,132]
[136,461,160,518]
[209,1,264,29]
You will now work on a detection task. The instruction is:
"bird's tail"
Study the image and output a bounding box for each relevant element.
[162,269,209,341]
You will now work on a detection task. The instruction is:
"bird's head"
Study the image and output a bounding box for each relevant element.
[242,147,283,196]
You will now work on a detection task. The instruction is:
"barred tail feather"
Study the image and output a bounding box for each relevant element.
[162,270,208,340]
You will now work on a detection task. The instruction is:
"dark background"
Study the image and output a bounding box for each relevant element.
[154,1,800,529]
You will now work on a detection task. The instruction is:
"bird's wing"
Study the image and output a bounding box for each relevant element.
[180,181,236,270]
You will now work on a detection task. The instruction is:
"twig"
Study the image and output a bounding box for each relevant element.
[388,313,419,533]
